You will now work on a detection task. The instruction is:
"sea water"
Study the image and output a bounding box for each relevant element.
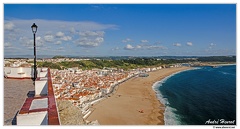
[153,65,236,125]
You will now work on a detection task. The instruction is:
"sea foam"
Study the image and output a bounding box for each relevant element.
[152,68,198,125]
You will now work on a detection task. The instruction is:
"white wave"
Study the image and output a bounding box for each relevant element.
[194,67,203,70]
[218,64,236,67]
[152,68,199,125]
[152,79,182,125]
[164,106,182,125]
[221,71,230,75]
[219,71,235,76]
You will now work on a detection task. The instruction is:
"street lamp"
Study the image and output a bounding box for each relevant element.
[31,23,38,81]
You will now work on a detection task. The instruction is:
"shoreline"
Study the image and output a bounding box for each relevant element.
[200,62,236,67]
[151,67,197,125]
[215,63,236,66]
[86,67,193,125]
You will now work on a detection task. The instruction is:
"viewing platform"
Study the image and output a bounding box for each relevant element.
[4,67,60,125]
[4,79,34,125]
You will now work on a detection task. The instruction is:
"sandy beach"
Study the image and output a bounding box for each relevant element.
[87,67,193,125]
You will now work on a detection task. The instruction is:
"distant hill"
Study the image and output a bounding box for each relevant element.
[52,55,66,59]
[197,56,236,62]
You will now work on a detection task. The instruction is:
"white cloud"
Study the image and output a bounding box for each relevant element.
[35,45,52,52]
[61,36,72,41]
[4,19,117,55]
[36,36,41,40]
[122,38,132,43]
[5,33,17,42]
[137,44,167,50]
[95,37,104,42]
[4,22,15,31]
[173,43,181,47]
[19,36,44,50]
[146,45,167,50]
[36,36,44,47]
[187,42,193,46]
[44,35,54,42]
[76,40,101,47]
[76,31,105,48]
[4,42,13,48]
[19,36,29,43]
[54,41,62,45]
[209,43,216,49]
[210,43,216,46]
[19,36,32,49]
[70,27,76,33]
[112,47,119,51]
[56,47,65,51]
[6,19,117,31]
[136,45,142,49]
[55,31,73,41]
[140,40,149,43]
[56,31,65,37]
[124,44,135,50]
[123,44,167,51]
[79,31,104,37]
[75,37,104,48]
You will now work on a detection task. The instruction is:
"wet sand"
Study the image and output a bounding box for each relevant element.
[87,67,193,125]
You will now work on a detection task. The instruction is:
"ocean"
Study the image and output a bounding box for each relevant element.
[153,65,236,125]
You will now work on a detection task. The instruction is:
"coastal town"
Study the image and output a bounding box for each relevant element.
[4,57,182,121]
[51,67,138,119]
[4,56,235,125]
[51,65,171,119]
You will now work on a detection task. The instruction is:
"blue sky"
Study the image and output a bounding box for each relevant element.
[4,4,236,57]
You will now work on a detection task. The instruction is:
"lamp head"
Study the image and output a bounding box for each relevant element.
[31,23,38,34]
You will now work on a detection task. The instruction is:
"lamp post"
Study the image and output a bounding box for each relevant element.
[31,23,38,81]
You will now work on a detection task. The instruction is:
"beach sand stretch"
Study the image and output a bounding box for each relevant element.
[87,67,193,125]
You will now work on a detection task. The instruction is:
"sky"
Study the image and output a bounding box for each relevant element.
[4,4,236,57]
